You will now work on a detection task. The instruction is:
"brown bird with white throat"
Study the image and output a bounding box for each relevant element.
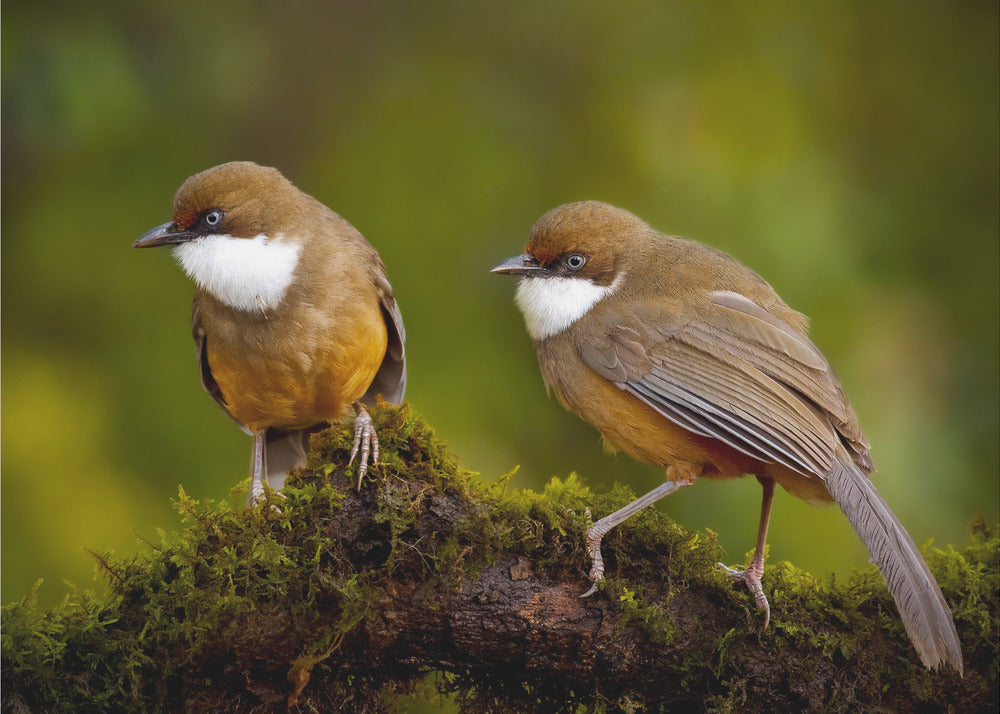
[493,201,962,673]
[135,161,406,505]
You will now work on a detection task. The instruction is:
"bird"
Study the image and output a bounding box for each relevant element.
[134,161,406,506]
[492,200,963,674]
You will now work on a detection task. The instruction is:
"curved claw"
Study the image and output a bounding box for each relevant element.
[575,479,694,601]
[719,562,771,629]
[247,485,285,514]
[580,522,606,598]
[349,405,380,491]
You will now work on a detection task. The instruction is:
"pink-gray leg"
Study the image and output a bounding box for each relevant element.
[719,476,775,627]
[580,477,695,598]
[246,430,267,507]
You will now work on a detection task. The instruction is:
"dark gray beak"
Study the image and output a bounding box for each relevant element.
[133,222,197,248]
[491,254,549,277]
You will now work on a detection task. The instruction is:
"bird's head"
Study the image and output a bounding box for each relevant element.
[134,162,308,313]
[133,161,299,249]
[492,201,643,340]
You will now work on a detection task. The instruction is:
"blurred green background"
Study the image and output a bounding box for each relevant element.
[2,0,996,628]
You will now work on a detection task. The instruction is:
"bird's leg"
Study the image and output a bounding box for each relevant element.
[719,475,775,627]
[348,402,380,491]
[246,430,267,507]
[581,468,696,598]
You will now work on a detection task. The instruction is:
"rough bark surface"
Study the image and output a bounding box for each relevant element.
[2,404,996,713]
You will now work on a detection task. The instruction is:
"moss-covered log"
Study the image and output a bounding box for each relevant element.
[2,404,997,712]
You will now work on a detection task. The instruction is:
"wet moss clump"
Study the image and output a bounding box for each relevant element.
[2,403,996,713]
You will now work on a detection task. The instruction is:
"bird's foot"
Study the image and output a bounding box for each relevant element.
[349,404,380,491]
[246,483,285,513]
[719,562,770,628]
[580,513,606,598]
[247,478,266,507]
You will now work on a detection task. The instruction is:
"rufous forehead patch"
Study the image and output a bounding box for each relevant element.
[171,208,199,231]
[524,242,559,265]
[534,250,560,266]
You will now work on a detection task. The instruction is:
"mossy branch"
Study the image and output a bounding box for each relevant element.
[3,404,997,712]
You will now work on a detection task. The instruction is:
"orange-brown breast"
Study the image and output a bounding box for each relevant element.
[198,286,388,433]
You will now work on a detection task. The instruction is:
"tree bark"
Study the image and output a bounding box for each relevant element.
[2,404,996,713]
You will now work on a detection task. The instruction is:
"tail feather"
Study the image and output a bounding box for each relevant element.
[262,426,315,491]
[824,451,963,674]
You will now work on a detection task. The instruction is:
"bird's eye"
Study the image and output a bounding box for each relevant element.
[565,254,587,270]
[203,210,223,228]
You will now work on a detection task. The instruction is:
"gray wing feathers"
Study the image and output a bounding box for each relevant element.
[705,292,865,439]
[581,296,844,476]
[362,274,407,406]
[581,290,961,672]
[825,452,963,673]
[707,291,825,369]
[627,354,836,475]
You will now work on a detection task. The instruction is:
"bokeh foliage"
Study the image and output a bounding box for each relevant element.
[2,1,997,613]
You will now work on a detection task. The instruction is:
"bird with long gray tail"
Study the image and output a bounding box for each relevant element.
[493,201,962,674]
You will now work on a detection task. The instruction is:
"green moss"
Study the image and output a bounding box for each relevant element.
[615,584,680,646]
[3,403,996,712]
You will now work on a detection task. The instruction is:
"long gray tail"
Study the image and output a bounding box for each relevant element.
[824,450,963,674]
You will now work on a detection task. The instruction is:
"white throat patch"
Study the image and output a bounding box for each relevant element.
[173,234,302,312]
[514,274,622,340]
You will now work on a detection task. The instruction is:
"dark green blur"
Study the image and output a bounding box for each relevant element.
[2,1,997,614]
